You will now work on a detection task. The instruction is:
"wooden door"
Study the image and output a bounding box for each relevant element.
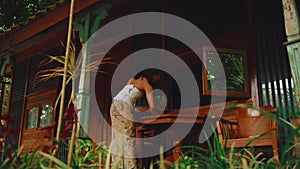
[21,89,57,153]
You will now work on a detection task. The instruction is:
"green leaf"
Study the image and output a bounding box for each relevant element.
[39,151,71,169]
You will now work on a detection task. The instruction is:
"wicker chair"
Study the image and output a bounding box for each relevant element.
[216,105,279,162]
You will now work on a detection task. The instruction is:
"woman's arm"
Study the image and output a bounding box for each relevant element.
[144,82,157,115]
[130,76,157,114]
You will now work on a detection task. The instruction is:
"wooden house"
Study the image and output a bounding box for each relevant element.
[0,0,299,163]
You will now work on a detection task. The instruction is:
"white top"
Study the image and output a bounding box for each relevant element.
[113,84,144,106]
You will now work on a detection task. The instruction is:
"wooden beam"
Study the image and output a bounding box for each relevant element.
[1,0,160,60]
[13,20,68,62]
[15,31,66,63]
[0,0,100,55]
[246,0,259,106]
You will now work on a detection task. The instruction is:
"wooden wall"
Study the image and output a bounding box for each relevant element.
[6,59,28,148]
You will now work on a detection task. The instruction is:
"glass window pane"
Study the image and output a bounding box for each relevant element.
[26,107,38,129]
[1,77,11,126]
[40,104,53,127]
[2,83,11,115]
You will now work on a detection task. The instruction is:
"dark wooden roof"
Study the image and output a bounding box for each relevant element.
[0,0,101,58]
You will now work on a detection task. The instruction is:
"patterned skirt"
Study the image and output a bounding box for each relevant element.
[110,100,137,169]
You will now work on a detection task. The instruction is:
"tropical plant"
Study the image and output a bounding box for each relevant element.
[0,138,110,169]
[34,42,114,107]
[2,104,300,168]
[72,139,108,168]
[0,0,58,31]
[155,104,300,169]
[34,41,76,107]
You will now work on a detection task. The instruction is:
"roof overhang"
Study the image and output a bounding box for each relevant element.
[0,0,101,59]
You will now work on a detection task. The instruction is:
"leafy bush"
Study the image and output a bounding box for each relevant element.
[156,104,300,169]
[0,139,109,169]
[1,104,300,168]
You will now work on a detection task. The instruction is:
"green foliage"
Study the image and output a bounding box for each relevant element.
[0,146,22,169]
[222,53,245,91]
[72,139,108,168]
[0,139,109,169]
[159,134,278,169]
[156,104,300,169]
[1,104,300,168]
[206,50,246,92]
[0,146,59,169]
[0,0,57,30]
[39,152,71,169]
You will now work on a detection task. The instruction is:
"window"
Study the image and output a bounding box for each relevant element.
[26,107,38,129]
[24,90,56,130]
[40,104,53,127]
[0,76,11,126]
[25,104,54,129]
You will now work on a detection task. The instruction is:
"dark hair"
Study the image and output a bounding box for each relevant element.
[133,71,147,79]
[133,69,154,86]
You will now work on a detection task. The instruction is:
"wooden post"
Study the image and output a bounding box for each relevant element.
[282,0,300,158]
[51,0,76,166]
[282,0,300,106]
[73,4,112,137]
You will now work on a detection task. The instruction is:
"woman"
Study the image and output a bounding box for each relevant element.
[110,72,157,169]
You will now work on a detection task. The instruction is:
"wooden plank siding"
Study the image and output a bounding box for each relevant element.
[252,0,295,109]
[6,59,28,148]
[252,0,296,156]
[6,51,60,149]
[27,55,59,95]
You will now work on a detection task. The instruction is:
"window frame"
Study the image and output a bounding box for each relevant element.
[25,106,39,129]
[24,89,56,131]
[39,104,54,128]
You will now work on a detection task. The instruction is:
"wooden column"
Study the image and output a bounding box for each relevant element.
[282,0,300,105]
[0,55,10,76]
[73,4,112,137]
[282,0,300,157]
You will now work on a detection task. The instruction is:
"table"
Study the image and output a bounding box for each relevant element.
[136,100,245,164]
[137,109,207,164]
[142,110,206,125]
